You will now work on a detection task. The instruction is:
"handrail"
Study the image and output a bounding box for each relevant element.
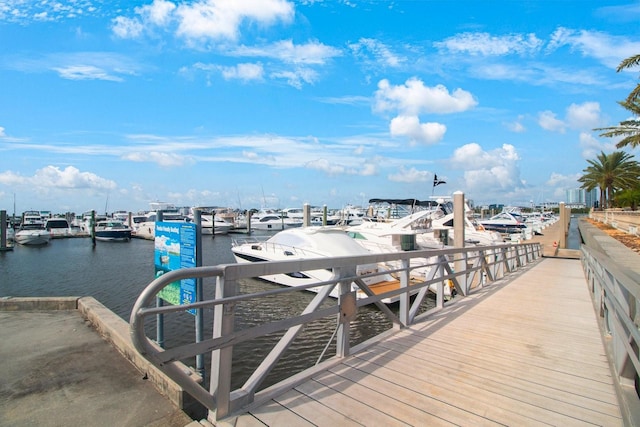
[581,245,640,393]
[130,241,541,421]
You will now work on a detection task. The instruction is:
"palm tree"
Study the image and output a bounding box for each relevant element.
[597,98,640,149]
[618,54,640,103]
[595,54,640,149]
[578,151,640,209]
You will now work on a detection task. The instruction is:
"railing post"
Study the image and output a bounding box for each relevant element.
[398,259,410,326]
[209,275,236,421]
[336,266,356,358]
[453,191,467,295]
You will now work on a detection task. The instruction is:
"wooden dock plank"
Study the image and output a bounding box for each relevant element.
[384,336,619,408]
[230,258,622,426]
[343,351,555,426]
[311,369,472,427]
[248,397,315,426]
[325,363,506,426]
[294,377,409,427]
[272,389,363,426]
[361,343,620,424]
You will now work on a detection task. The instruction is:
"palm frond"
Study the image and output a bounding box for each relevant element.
[617,54,640,72]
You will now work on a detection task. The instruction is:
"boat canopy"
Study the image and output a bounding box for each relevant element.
[368,198,439,207]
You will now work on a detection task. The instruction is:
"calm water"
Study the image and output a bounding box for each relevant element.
[567,216,583,249]
[0,233,413,391]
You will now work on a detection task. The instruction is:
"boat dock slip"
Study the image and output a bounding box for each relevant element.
[230,258,623,426]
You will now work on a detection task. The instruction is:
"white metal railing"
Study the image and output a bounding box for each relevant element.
[130,241,541,421]
[581,245,640,393]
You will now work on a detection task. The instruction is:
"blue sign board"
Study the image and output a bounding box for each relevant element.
[154,222,197,315]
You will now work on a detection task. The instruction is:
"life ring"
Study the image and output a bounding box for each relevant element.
[553,241,558,248]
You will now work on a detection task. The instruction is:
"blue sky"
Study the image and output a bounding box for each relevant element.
[1,0,640,214]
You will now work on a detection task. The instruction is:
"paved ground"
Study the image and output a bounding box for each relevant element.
[0,309,195,427]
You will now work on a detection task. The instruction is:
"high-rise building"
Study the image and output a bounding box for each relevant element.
[585,188,599,208]
[565,188,599,208]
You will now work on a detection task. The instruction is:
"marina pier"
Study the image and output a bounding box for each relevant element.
[2,216,640,426]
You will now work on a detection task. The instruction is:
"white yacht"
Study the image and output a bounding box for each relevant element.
[231,227,408,303]
[94,219,132,242]
[134,203,188,240]
[15,211,51,245]
[44,217,73,238]
[249,209,303,231]
[479,207,529,234]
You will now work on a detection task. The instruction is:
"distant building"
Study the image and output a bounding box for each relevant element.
[565,187,598,209]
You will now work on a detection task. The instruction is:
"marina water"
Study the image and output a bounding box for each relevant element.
[0,233,420,391]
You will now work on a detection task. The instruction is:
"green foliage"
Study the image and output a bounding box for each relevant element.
[614,187,640,210]
[578,151,640,208]
[595,54,640,149]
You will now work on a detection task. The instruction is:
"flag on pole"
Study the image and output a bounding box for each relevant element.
[433,174,446,187]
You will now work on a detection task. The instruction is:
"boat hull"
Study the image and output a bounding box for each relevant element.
[480,223,528,234]
[15,231,51,245]
[95,230,131,242]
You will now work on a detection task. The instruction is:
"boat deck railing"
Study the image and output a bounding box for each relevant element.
[130,241,542,422]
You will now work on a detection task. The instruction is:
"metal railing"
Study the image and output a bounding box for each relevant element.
[130,241,541,421]
[581,245,640,393]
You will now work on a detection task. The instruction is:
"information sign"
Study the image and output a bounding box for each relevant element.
[154,222,197,315]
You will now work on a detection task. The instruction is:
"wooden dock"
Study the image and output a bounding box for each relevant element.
[229,257,622,426]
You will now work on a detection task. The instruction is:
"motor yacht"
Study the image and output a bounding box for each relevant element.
[94,219,132,242]
[479,208,529,234]
[44,217,73,238]
[15,211,51,245]
[231,227,410,303]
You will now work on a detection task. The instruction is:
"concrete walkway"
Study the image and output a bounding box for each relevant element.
[0,297,200,427]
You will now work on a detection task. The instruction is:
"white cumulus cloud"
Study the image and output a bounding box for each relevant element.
[375,77,477,115]
[389,115,446,145]
[450,143,524,193]
[0,166,116,190]
[538,110,566,133]
[388,166,429,183]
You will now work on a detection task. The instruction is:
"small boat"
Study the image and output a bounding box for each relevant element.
[75,211,107,234]
[129,214,149,238]
[479,208,529,234]
[94,220,132,242]
[15,225,51,245]
[134,205,188,240]
[15,210,51,245]
[189,208,235,235]
[200,214,234,235]
[430,199,504,246]
[231,227,408,303]
[250,212,303,231]
[15,211,51,245]
[44,217,73,238]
